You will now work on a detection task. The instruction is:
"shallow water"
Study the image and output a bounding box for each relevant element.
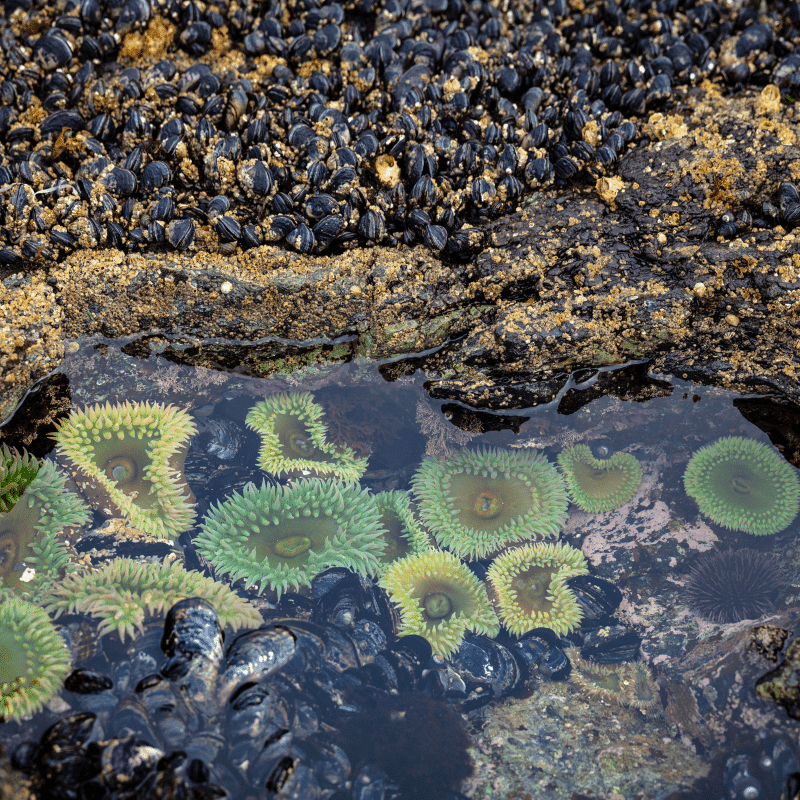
[1,337,799,799]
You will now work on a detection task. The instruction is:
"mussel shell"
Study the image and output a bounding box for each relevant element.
[566,574,623,621]
[447,634,522,710]
[217,624,297,704]
[100,736,163,790]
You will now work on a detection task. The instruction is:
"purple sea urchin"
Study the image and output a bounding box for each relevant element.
[43,557,263,641]
[683,436,800,536]
[557,445,642,513]
[194,479,385,597]
[685,548,785,624]
[0,597,71,721]
[412,447,569,561]
[246,392,367,481]
[379,550,499,658]
[373,491,432,570]
[0,460,90,596]
[486,542,589,636]
[53,401,197,540]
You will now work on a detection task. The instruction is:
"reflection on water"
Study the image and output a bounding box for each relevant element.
[1,338,799,799]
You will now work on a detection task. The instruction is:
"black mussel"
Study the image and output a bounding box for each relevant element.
[216,215,241,242]
[424,223,447,251]
[566,574,623,621]
[447,634,523,710]
[167,217,195,250]
[313,214,344,249]
[357,209,386,242]
[578,625,642,663]
[64,667,113,694]
[512,628,571,681]
[33,33,74,70]
[266,215,296,241]
[100,737,163,790]
[287,223,315,253]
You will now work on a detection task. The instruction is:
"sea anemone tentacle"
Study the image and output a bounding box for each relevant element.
[683,436,800,535]
[52,401,197,539]
[557,445,642,513]
[486,542,589,636]
[412,446,569,560]
[379,549,500,658]
[194,479,386,597]
[246,392,368,481]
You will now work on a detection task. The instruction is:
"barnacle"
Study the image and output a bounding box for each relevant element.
[246,392,367,481]
[486,542,589,636]
[379,549,500,658]
[0,445,40,514]
[43,557,263,642]
[0,596,71,721]
[557,445,642,513]
[52,401,197,540]
[683,436,800,535]
[0,459,90,596]
[411,447,569,560]
[373,491,432,571]
[194,479,386,597]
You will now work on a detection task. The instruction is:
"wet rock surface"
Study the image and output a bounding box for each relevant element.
[5,86,800,420]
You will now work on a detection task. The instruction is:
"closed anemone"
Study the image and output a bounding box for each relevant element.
[683,436,800,535]
[246,392,367,481]
[52,401,197,540]
[194,479,386,597]
[379,550,499,658]
[411,446,569,560]
[557,445,642,513]
[0,597,71,721]
[487,542,589,636]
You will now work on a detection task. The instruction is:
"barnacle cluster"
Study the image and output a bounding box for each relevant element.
[246,391,367,481]
[0,0,796,264]
[683,436,800,536]
[0,459,90,596]
[43,557,263,640]
[53,401,197,540]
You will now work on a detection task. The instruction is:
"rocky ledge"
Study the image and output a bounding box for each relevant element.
[3,85,800,422]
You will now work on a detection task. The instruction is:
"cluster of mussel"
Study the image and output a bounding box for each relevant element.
[7,566,632,799]
[718,180,800,239]
[2,0,800,264]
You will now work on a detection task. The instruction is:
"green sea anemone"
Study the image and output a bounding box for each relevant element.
[486,542,589,636]
[683,436,800,536]
[567,648,660,714]
[246,392,368,481]
[411,447,569,560]
[379,550,500,658]
[43,557,263,642]
[52,401,197,540]
[373,491,432,570]
[0,445,40,514]
[557,445,642,513]
[194,479,386,597]
[0,460,90,596]
[0,596,71,721]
